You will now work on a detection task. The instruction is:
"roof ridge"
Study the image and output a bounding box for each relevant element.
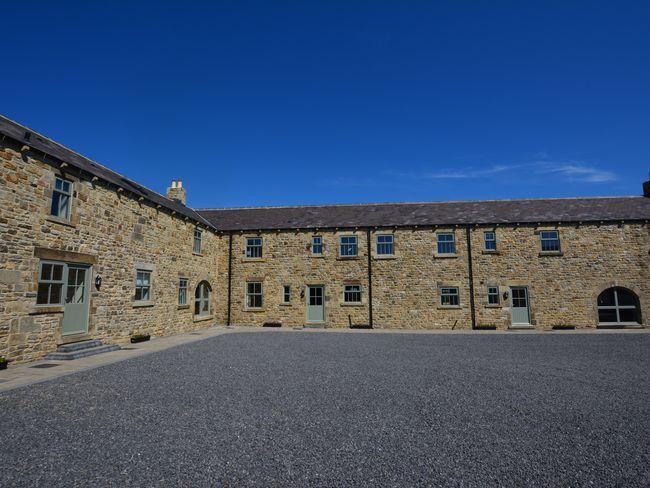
[194,195,641,212]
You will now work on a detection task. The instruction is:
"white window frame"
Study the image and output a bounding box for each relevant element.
[376,234,394,255]
[178,278,189,306]
[51,176,72,220]
[36,260,65,305]
[540,230,561,252]
[311,236,323,255]
[194,281,212,316]
[487,286,500,305]
[193,228,203,254]
[282,285,291,304]
[440,286,460,306]
[135,269,152,302]
[339,235,358,257]
[437,232,456,255]
[484,231,497,251]
[246,282,263,309]
[246,237,263,258]
[343,284,362,303]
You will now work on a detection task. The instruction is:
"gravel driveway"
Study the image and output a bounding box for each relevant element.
[1,331,648,487]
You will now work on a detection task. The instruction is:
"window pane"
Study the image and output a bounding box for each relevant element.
[37,283,50,304]
[49,283,62,304]
[616,289,637,306]
[202,300,209,313]
[195,300,201,315]
[203,285,210,299]
[618,308,639,323]
[598,309,617,323]
[50,194,60,217]
[41,263,52,281]
[142,287,150,301]
[58,194,70,218]
[135,287,142,301]
[55,178,63,191]
[597,289,615,306]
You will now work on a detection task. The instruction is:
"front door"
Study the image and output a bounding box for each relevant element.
[510,286,530,325]
[62,264,91,335]
[307,286,325,323]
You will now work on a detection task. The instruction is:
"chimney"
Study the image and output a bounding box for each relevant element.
[166,179,187,205]
[644,173,650,198]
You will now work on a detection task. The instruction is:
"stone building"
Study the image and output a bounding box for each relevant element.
[1,115,649,363]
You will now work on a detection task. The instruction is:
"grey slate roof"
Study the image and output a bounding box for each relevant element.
[197,197,650,231]
[0,115,215,229]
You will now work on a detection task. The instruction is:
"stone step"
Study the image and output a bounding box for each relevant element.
[304,324,325,329]
[44,344,120,361]
[56,339,103,353]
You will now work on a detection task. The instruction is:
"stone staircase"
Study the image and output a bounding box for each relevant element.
[44,339,120,360]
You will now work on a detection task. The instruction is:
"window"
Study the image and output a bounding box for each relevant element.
[597,287,641,325]
[487,286,500,305]
[135,270,151,301]
[193,228,202,254]
[376,234,394,255]
[437,233,456,254]
[340,235,358,257]
[440,287,459,306]
[283,285,291,304]
[246,237,263,258]
[484,231,496,251]
[178,278,188,306]
[195,281,211,316]
[51,177,72,220]
[312,236,323,255]
[37,261,65,305]
[344,284,362,303]
[247,282,263,308]
[540,230,560,252]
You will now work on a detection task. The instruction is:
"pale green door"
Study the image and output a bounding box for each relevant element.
[510,286,530,325]
[307,286,325,323]
[62,264,91,335]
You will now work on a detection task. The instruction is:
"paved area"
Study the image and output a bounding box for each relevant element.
[1,331,648,486]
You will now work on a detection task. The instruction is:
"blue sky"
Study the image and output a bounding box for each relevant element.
[2,1,649,208]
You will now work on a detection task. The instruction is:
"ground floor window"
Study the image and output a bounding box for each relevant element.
[344,285,362,303]
[597,287,641,325]
[283,285,291,304]
[179,278,188,305]
[247,282,263,308]
[135,270,152,301]
[440,287,459,306]
[195,281,211,316]
[37,261,65,305]
[487,286,500,305]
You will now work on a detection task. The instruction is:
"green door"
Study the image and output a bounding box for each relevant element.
[62,264,91,335]
[307,286,325,323]
[510,286,530,325]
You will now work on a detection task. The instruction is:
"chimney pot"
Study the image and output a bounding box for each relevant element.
[167,178,187,205]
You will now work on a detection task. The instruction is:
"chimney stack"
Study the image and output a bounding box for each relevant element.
[166,178,187,205]
[644,173,650,198]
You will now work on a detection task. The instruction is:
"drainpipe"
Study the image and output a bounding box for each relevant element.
[366,228,374,328]
[227,231,233,326]
[465,226,477,329]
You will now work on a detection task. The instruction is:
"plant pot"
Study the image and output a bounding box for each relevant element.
[130,334,151,343]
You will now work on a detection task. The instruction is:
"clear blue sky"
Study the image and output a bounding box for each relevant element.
[3,1,649,208]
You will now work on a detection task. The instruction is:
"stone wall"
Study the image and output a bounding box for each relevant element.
[0,139,223,363]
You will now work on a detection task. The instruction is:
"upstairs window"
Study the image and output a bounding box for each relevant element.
[437,233,456,254]
[178,278,188,306]
[487,286,500,305]
[246,237,263,258]
[37,261,65,305]
[440,287,459,306]
[247,282,263,308]
[376,234,394,255]
[135,270,152,301]
[344,284,362,303]
[484,231,497,251]
[283,285,291,304]
[340,235,358,257]
[51,177,72,220]
[195,281,211,316]
[540,230,560,252]
[311,236,323,255]
[193,228,203,254]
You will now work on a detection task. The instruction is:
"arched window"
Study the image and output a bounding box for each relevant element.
[597,287,641,325]
[195,281,212,316]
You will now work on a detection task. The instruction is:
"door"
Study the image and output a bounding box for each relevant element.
[62,264,91,335]
[307,286,325,323]
[510,286,530,325]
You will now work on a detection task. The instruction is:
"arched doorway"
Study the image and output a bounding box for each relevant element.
[597,287,641,326]
[195,281,212,316]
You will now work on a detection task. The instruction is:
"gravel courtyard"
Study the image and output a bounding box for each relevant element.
[1,331,648,487]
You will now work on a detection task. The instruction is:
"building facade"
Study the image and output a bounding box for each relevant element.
[1,115,649,363]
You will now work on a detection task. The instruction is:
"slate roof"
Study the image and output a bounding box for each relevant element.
[197,197,650,231]
[0,115,215,229]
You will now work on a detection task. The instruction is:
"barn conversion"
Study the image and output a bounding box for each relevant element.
[1,115,649,363]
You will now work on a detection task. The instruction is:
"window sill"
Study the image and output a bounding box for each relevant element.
[192,252,203,257]
[29,305,64,315]
[45,216,76,228]
[193,314,213,323]
[434,254,459,259]
[177,304,190,310]
[539,251,563,257]
[132,301,154,308]
[242,258,266,263]
[336,256,360,261]
[341,302,364,307]
[437,305,461,309]
[373,255,397,260]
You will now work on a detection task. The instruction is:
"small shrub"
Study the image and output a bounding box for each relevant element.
[130,333,151,343]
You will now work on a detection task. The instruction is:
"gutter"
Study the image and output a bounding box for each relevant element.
[366,228,374,328]
[465,226,477,329]
[227,231,233,326]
